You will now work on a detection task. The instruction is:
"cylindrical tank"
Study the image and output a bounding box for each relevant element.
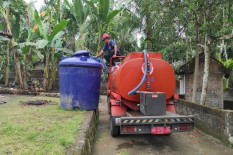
[59,50,102,110]
[111,52,176,102]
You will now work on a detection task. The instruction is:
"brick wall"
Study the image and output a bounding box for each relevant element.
[184,59,224,108]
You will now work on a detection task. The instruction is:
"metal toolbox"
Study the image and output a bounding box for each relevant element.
[140,92,166,116]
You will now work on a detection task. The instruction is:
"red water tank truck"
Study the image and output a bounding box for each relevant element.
[107,50,194,137]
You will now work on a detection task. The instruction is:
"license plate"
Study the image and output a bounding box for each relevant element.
[151,126,171,134]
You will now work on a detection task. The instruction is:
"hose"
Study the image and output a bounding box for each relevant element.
[128,50,148,95]
[90,56,110,73]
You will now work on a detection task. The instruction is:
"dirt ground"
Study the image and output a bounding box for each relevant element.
[93,96,233,155]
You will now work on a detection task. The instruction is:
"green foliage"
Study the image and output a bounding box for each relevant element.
[36,39,49,49]
[161,41,187,63]
[12,14,20,39]
[48,19,68,41]
[74,0,84,24]
[26,29,33,41]
[99,0,110,21]
[0,36,9,42]
[86,0,123,24]
[34,10,48,40]
[105,9,123,24]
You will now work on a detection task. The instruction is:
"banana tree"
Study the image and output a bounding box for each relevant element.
[34,9,69,91]
[84,0,124,53]
[0,1,25,89]
[64,0,90,50]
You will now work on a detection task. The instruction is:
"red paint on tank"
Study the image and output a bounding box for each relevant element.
[111,52,175,102]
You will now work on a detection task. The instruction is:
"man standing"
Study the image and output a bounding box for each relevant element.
[96,33,120,64]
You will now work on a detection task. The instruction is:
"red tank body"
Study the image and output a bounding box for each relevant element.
[109,52,176,102]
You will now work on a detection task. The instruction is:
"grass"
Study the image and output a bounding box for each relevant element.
[0,95,86,155]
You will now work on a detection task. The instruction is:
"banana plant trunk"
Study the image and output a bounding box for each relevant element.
[43,52,50,91]
[5,40,10,86]
[48,59,58,91]
[22,6,33,90]
[23,65,28,90]
[13,50,24,89]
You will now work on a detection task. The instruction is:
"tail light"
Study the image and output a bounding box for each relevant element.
[122,126,135,132]
[180,124,191,131]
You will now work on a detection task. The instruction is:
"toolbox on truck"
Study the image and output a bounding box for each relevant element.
[140,92,166,116]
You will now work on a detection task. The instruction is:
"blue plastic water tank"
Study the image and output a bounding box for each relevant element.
[59,50,102,110]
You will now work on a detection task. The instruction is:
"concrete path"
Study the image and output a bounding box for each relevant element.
[93,96,233,155]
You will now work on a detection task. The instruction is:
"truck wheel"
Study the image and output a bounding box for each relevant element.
[110,117,120,137]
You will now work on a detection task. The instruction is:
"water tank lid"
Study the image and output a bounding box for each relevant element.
[72,50,90,57]
[59,50,102,68]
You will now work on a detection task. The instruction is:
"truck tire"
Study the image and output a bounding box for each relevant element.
[110,116,120,137]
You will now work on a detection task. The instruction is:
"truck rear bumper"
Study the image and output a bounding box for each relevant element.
[114,111,194,134]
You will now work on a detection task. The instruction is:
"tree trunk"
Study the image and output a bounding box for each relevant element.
[5,40,10,86]
[192,16,200,103]
[200,38,211,105]
[6,7,24,89]
[185,36,189,62]
[14,63,18,82]
[200,11,211,105]
[89,27,92,50]
[23,65,28,90]
[97,24,103,54]
[48,59,58,91]
[14,52,24,89]
[80,25,85,50]
[222,8,229,88]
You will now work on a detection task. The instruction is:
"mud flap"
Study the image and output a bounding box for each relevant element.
[111,106,127,117]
